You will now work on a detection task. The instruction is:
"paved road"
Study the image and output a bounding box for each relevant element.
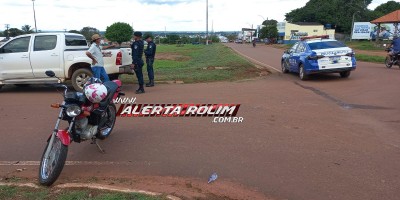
[1,44,400,200]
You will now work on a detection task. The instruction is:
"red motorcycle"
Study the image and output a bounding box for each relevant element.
[38,70,124,186]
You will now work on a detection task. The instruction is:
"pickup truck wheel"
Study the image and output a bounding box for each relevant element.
[340,71,351,78]
[109,74,120,81]
[299,64,308,80]
[71,68,92,92]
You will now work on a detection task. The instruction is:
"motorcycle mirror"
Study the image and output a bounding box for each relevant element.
[45,70,55,77]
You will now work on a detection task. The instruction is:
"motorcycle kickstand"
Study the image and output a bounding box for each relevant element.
[91,138,106,154]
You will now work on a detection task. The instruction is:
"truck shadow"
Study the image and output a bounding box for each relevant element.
[0,84,73,93]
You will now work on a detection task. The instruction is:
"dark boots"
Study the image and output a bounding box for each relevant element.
[135,85,145,94]
[146,80,154,87]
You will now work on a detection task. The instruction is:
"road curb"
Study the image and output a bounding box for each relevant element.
[227,45,281,73]
[0,182,181,200]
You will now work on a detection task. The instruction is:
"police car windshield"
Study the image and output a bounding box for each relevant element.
[308,41,346,50]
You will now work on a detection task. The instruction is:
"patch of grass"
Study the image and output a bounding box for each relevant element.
[120,43,261,84]
[346,41,388,51]
[0,185,166,200]
[356,54,385,63]
[0,185,17,199]
[57,190,89,200]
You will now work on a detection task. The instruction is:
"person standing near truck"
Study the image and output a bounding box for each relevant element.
[144,35,157,87]
[130,31,145,94]
[86,34,115,82]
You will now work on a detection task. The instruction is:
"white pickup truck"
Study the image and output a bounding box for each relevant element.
[0,33,133,91]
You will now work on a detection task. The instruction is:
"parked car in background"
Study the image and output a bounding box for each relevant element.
[0,33,133,91]
[281,35,356,80]
[235,39,242,43]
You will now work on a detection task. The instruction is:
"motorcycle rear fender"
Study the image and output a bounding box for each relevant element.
[47,130,71,146]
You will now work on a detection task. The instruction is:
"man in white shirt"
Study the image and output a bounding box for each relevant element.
[86,34,115,82]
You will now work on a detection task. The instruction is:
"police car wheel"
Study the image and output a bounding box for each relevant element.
[340,71,351,78]
[299,65,308,80]
[281,62,289,73]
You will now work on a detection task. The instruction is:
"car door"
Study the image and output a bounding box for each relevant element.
[292,43,307,72]
[288,42,299,71]
[30,35,63,78]
[0,36,34,80]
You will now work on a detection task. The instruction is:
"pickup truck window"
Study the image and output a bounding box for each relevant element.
[2,37,31,53]
[65,35,88,47]
[34,35,57,51]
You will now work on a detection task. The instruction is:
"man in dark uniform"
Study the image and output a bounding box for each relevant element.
[130,31,145,94]
[144,35,157,87]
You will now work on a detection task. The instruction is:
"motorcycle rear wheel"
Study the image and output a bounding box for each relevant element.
[385,56,393,68]
[38,135,68,186]
[96,104,117,140]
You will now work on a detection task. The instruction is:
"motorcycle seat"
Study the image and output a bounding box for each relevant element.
[99,81,118,108]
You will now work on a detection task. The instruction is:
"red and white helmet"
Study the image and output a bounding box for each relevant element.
[84,83,107,103]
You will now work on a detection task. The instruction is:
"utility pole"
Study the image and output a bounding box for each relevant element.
[5,24,10,39]
[206,0,209,45]
[32,0,37,32]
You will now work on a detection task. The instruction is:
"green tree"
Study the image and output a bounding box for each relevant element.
[259,20,278,42]
[226,34,237,42]
[285,0,373,33]
[105,22,133,45]
[21,25,33,34]
[143,32,154,40]
[8,28,23,37]
[210,35,220,43]
[0,31,4,37]
[68,30,80,34]
[166,34,180,44]
[373,1,400,17]
[80,26,100,41]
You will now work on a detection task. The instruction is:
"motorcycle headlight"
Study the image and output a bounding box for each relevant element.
[66,105,82,117]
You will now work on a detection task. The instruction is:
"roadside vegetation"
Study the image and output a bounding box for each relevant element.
[355,54,385,63]
[345,41,388,51]
[0,185,166,200]
[120,43,264,84]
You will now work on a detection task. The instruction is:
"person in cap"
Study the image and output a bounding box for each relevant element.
[130,31,145,94]
[86,34,115,82]
[144,35,157,87]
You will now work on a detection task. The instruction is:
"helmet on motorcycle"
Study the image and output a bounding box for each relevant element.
[84,83,108,103]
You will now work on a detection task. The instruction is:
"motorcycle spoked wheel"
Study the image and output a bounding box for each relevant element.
[385,56,393,68]
[96,104,117,140]
[38,135,68,186]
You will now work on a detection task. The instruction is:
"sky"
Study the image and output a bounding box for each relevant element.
[0,0,392,32]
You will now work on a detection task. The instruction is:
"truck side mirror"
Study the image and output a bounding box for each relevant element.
[45,70,55,77]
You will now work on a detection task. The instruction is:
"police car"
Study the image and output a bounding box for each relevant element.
[281,35,356,80]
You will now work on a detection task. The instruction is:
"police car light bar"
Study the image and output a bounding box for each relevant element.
[300,35,329,41]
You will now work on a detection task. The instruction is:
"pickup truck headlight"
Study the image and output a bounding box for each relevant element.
[66,105,82,117]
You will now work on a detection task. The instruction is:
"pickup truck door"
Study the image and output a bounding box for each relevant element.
[0,36,34,80]
[30,35,63,78]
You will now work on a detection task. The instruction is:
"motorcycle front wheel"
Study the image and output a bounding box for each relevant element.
[385,56,393,68]
[38,135,68,186]
[96,104,117,140]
